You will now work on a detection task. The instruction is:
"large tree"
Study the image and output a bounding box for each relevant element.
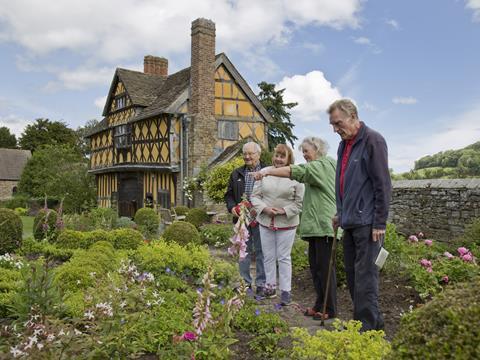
[75,119,99,157]
[0,126,17,148]
[257,81,298,151]
[18,144,96,213]
[18,118,79,153]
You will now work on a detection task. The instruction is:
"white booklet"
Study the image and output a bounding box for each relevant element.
[375,247,389,269]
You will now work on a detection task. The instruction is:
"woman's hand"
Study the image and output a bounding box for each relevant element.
[271,207,286,215]
[262,207,276,217]
[250,168,269,180]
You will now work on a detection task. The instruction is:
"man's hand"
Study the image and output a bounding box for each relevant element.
[372,228,385,242]
[250,169,268,181]
[332,215,340,231]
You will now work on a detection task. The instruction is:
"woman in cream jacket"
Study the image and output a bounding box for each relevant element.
[251,144,304,305]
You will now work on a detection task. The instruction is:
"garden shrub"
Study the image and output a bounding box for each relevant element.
[133,240,210,281]
[291,239,309,272]
[116,216,136,229]
[18,237,75,262]
[134,207,160,239]
[0,208,23,254]
[204,157,244,203]
[0,194,29,210]
[83,229,113,248]
[14,207,28,216]
[110,228,144,250]
[200,223,233,247]
[291,320,391,359]
[174,205,190,217]
[185,208,209,229]
[87,207,118,230]
[33,208,59,241]
[56,230,86,249]
[0,267,22,317]
[163,221,201,245]
[390,276,480,359]
[212,260,239,285]
[461,217,480,250]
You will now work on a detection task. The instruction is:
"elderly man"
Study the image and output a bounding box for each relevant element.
[329,99,391,332]
[225,141,266,297]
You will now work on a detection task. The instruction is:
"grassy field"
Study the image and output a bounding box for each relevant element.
[21,216,34,239]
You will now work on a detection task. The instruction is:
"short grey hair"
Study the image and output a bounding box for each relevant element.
[298,137,329,157]
[327,99,359,119]
[242,142,261,154]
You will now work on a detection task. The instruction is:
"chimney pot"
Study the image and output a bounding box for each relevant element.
[144,55,168,76]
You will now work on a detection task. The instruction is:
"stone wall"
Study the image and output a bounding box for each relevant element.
[389,179,480,241]
[0,180,17,200]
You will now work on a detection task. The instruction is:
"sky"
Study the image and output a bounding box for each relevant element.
[0,0,479,173]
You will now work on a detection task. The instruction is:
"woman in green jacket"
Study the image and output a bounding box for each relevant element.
[252,136,337,319]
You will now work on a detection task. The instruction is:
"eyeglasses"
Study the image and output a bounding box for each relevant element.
[242,152,258,157]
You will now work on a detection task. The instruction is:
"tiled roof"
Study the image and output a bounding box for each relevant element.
[0,148,31,180]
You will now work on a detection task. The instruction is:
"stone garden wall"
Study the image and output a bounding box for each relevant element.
[389,179,480,241]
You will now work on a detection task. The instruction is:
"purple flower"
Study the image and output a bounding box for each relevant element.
[182,331,198,342]
[165,267,171,274]
[408,235,419,243]
[441,275,449,284]
[255,309,261,316]
[457,247,469,256]
[424,239,433,246]
[420,259,432,268]
[274,303,282,311]
[462,253,473,262]
[220,299,225,305]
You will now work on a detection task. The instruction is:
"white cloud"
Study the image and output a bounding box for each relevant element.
[43,66,115,91]
[392,96,418,105]
[466,0,480,21]
[385,19,400,30]
[389,103,480,172]
[0,114,32,137]
[362,101,378,112]
[354,36,372,45]
[94,96,108,110]
[302,42,325,54]
[0,0,363,62]
[277,70,342,122]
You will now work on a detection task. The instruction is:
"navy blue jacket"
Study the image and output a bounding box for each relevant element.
[335,122,391,230]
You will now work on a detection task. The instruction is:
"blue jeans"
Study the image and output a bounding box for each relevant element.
[239,225,265,288]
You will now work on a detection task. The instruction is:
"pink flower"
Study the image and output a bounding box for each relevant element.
[420,259,432,268]
[441,275,449,284]
[408,235,419,243]
[182,331,198,342]
[426,267,433,273]
[443,251,454,259]
[462,253,473,262]
[424,239,433,246]
[457,247,469,256]
[417,232,425,239]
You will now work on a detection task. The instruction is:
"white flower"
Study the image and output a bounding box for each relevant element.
[36,342,44,350]
[10,346,24,358]
[89,272,96,277]
[76,280,81,285]
[84,310,95,320]
[119,300,127,309]
[74,329,82,336]
[47,334,55,342]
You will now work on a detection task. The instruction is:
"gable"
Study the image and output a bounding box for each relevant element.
[106,79,133,114]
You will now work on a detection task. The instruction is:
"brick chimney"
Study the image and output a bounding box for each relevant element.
[144,55,168,76]
[189,18,216,179]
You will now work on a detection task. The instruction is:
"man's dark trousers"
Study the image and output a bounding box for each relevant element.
[343,225,383,331]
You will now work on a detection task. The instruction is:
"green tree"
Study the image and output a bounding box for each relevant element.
[257,82,298,151]
[75,119,99,157]
[0,126,17,148]
[18,118,79,153]
[17,145,96,213]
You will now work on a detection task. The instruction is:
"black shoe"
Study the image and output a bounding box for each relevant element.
[264,288,277,299]
[255,286,266,299]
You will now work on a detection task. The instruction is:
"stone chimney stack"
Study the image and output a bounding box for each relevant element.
[189,18,216,178]
[143,55,168,76]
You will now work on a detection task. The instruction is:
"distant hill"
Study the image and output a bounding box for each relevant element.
[393,141,480,180]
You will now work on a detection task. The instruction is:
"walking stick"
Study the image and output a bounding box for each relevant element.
[320,228,338,327]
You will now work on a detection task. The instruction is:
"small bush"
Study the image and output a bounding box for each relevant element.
[0,194,29,210]
[88,207,118,230]
[116,216,136,229]
[185,208,209,229]
[200,223,233,247]
[18,237,75,262]
[110,228,144,250]
[14,207,28,216]
[174,206,190,217]
[292,320,391,359]
[0,267,22,317]
[163,221,200,246]
[204,157,244,203]
[33,208,59,241]
[390,276,480,359]
[134,207,160,239]
[56,230,86,249]
[0,208,23,254]
[84,229,113,248]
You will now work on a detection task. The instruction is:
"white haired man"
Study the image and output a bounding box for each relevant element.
[329,99,391,332]
[225,141,266,297]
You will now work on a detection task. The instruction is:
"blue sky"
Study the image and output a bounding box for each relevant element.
[0,0,479,172]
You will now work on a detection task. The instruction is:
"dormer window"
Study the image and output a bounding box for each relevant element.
[115,95,127,110]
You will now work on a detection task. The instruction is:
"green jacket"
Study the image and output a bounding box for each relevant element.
[290,156,337,239]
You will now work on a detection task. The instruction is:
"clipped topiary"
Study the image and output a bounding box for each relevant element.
[163,221,200,246]
[83,229,113,248]
[33,208,59,241]
[389,276,480,359]
[56,230,86,249]
[134,207,160,239]
[0,208,23,254]
[116,216,136,229]
[174,206,190,217]
[185,208,209,229]
[110,228,144,250]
